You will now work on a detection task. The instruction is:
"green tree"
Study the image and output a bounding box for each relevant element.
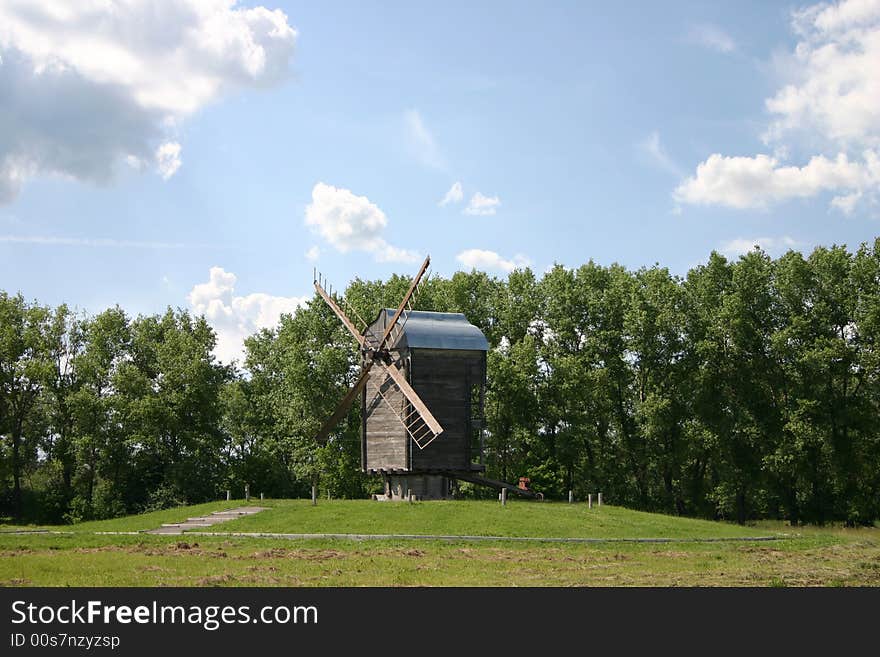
[0,293,54,519]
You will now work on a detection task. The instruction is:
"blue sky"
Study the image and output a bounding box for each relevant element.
[2,1,879,361]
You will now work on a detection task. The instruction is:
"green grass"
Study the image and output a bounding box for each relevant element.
[2,499,878,586]
[0,499,272,533]
[185,499,777,539]
[1,530,877,586]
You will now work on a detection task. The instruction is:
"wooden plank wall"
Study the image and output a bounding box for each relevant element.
[410,348,483,472]
[363,366,408,471]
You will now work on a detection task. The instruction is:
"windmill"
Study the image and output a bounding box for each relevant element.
[313,255,493,500]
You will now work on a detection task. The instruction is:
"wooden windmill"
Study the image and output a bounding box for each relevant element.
[313,255,491,500]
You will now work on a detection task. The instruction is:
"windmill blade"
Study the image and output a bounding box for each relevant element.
[314,278,364,346]
[376,254,431,351]
[374,359,443,449]
[314,365,372,444]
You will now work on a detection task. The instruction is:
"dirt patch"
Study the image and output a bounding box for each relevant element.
[196,574,234,586]
[0,549,34,557]
[247,565,278,573]
[248,548,293,559]
[651,550,690,558]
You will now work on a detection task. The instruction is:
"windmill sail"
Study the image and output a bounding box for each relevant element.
[311,255,444,446]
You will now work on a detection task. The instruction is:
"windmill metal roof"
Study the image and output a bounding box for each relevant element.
[375,309,489,351]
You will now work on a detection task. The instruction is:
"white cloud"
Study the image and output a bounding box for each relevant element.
[305,245,320,262]
[456,249,530,273]
[0,235,192,248]
[688,23,737,53]
[156,141,182,180]
[0,1,297,203]
[638,131,683,176]
[404,109,445,170]
[674,151,880,209]
[439,181,464,206]
[304,182,419,263]
[766,0,880,147]
[830,190,863,214]
[464,192,501,216]
[677,0,880,214]
[719,235,804,258]
[187,266,308,364]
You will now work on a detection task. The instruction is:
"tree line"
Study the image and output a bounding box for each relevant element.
[2,240,880,525]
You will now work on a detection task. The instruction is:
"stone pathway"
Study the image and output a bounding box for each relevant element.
[146,506,267,535]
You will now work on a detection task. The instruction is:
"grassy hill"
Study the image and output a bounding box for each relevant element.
[1,499,878,586]
[185,499,775,539]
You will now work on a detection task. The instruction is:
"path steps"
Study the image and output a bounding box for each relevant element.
[146,506,266,535]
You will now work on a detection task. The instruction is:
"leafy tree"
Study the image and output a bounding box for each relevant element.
[0,293,54,519]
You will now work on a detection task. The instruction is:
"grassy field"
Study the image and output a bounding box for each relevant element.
[1,499,878,586]
[190,499,777,539]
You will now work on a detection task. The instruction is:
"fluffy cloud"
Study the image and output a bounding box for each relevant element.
[304,182,419,263]
[677,0,880,213]
[188,266,308,364]
[456,249,529,273]
[439,181,464,206]
[464,192,501,216]
[0,1,296,203]
[674,151,879,209]
[156,142,183,180]
[719,235,804,258]
[766,1,880,147]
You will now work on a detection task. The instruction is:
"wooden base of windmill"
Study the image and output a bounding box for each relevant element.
[372,468,483,501]
[368,466,541,501]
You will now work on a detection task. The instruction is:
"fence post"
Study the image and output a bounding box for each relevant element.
[598,492,602,507]
[588,493,592,509]
[501,488,507,506]
[260,492,264,501]
[568,490,573,504]
[311,484,317,506]
[245,483,250,501]
[226,490,231,502]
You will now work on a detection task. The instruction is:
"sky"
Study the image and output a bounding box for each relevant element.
[1,0,879,362]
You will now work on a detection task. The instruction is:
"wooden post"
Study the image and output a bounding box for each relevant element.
[245,483,250,501]
[598,492,602,507]
[568,490,573,504]
[588,494,592,509]
[408,491,414,504]
[260,492,264,501]
[501,488,507,506]
[397,483,403,500]
[226,490,231,502]
[311,484,317,506]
